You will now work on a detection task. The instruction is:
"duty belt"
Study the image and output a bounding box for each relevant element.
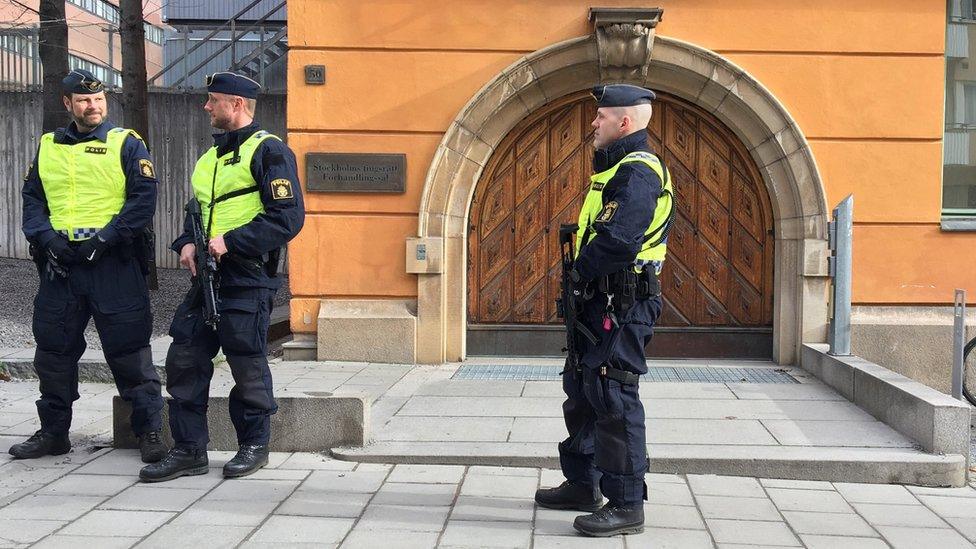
[57,227,101,241]
[597,269,661,313]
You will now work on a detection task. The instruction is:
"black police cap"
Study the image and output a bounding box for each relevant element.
[62,69,104,95]
[206,71,260,99]
[592,84,656,108]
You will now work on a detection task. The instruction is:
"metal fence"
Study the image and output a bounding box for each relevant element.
[0,28,42,91]
[0,90,287,270]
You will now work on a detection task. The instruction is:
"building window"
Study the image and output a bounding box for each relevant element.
[144,23,164,45]
[67,0,120,26]
[69,54,121,88]
[944,1,976,216]
[0,33,33,57]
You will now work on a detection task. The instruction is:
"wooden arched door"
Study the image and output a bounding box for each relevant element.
[467,91,775,358]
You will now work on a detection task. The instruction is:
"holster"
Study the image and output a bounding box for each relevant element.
[597,269,661,314]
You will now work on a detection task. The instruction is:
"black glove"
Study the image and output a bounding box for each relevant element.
[77,235,109,264]
[45,235,77,265]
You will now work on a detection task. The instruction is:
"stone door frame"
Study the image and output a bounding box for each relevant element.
[414,34,830,365]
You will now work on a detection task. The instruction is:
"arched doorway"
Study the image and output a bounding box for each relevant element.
[466,91,775,358]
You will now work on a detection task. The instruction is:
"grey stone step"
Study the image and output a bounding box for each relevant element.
[114,394,369,452]
[332,442,967,487]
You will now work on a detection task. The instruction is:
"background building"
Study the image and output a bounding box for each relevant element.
[284,0,976,393]
[0,0,166,89]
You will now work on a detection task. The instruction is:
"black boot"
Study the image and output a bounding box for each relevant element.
[573,503,645,537]
[223,444,269,478]
[535,480,603,512]
[139,430,168,463]
[139,447,209,483]
[8,430,70,459]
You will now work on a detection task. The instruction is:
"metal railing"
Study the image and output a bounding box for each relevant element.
[149,0,286,88]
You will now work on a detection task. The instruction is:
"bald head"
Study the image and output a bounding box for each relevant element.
[614,104,652,129]
[592,103,654,149]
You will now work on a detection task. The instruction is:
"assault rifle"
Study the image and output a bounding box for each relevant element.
[556,223,598,370]
[186,197,220,329]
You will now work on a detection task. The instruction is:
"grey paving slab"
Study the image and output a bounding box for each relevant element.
[624,527,715,548]
[355,504,451,532]
[531,535,624,548]
[249,515,354,544]
[59,509,175,537]
[0,494,102,520]
[0,519,67,545]
[450,495,534,522]
[644,400,876,421]
[339,530,440,549]
[276,490,372,518]
[238,468,310,481]
[781,510,878,537]
[706,518,801,546]
[467,466,538,477]
[696,495,781,521]
[169,498,279,526]
[727,382,846,401]
[354,463,393,473]
[387,463,465,484]
[799,535,890,549]
[277,452,357,471]
[833,482,919,504]
[532,508,579,537]
[647,473,688,484]
[142,467,224,490]
[766,488,855,513]
[370,481,458,506]
[301,470,388,493]
[908,485,976,498]
[414,380,526,396]
[0,412,34,429]
[376,416,514,442]
[688,474,766,498]
[203,479,300,502]
[851,502,950,528]
[460,473,539,499]
[32,535,139,549]
[100,485,206,512]
[875,525,974,549]
[135,524,252,548]
[762,420,914,447]
[397,396,563,417]
[945,517,976,543]
[510,417,779,445]
[72,449,143,476]
[440,519,533,548]
[643,503,707,530]
[916,494,976,518]
[760,478,835,491]
[647,481,696,506]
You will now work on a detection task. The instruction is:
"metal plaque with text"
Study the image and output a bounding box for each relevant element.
[306,153,406,193]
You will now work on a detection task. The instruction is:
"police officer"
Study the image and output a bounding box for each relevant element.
[534,84,674,537]
[12,69,166,464]
[140,72,304,483]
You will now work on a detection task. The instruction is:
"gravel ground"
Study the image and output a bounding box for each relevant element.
[0,257,290,350]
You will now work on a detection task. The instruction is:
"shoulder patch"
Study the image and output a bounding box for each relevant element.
[138,159,156,179]
[270,178,294,200]
[595,201,618,223]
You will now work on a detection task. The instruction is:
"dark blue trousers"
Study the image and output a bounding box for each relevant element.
[558,296,661,506]
[165,284,276,450]
[32,253,162,436]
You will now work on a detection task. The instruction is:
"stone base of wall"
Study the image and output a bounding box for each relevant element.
[851,305,976,394]
[317,299,417,364]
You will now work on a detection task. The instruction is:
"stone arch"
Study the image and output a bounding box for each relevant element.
[415,34,829,365]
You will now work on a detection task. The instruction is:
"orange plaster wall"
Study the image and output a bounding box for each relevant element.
[288,0,958,324]
[809,141,944,224]
[289,0,943,55]
[853,226,976,304]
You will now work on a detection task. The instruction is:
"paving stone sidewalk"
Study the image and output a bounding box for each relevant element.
[2,358,975,547]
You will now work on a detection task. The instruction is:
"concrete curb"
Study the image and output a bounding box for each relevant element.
[332,443,967,486]
[801,344,971,465]
[113,394,370,452]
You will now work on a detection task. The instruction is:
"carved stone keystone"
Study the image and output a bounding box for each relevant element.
[589,7,664,81]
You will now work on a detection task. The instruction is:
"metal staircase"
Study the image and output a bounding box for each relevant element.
[149,0,286,89]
